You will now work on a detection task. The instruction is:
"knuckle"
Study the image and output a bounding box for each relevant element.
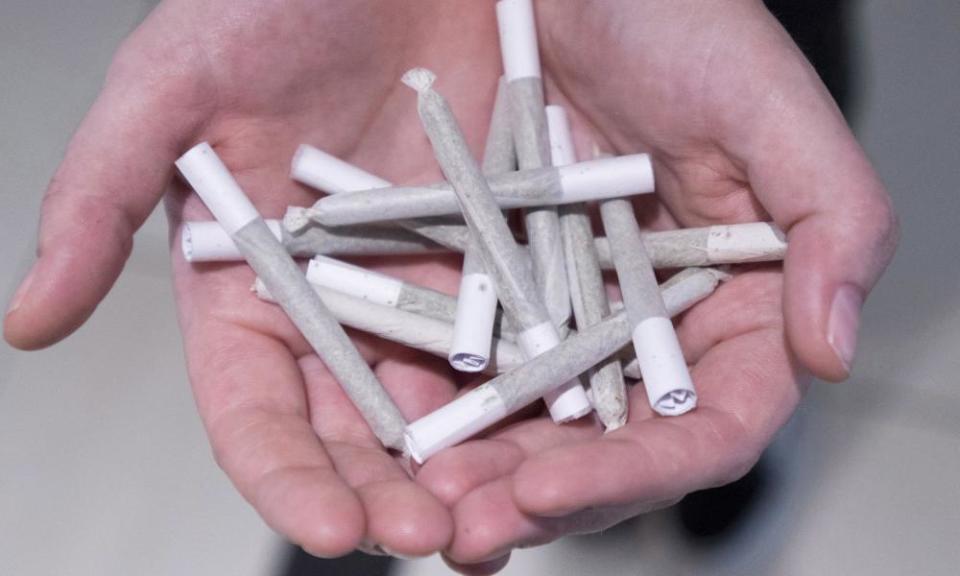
[859,188,898,245]
[877,199,901,258]
[716,448,762,487]
[857,191,899,272]
[702,410,766,489]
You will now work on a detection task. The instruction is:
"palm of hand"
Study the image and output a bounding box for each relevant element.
[157,0,512,559]
[412,3,818,565]
[57,0,851,568]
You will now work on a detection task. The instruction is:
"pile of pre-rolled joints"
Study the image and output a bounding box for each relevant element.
[174,0,787,463]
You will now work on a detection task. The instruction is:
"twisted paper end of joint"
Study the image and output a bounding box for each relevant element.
[250,278,272,301]
[283,206,312,234]
[401,67,437,93]
[709,267,735,282]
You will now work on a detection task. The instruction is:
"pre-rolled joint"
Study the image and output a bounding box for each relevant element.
[175,142,259,235]
[546,106,576,166]
[631,317,697,417]
[705,222,788,262]
[179,222,201,262]
[496,0,542,81]
[543,381,594,422]
[557,154,655,204]
[181,220,284,262]
[306,257,403,307]
[518,321,593,422]
[449,273,499,372]
[517,320,560,357]
[403,383,509,463]
[291,144,391,194]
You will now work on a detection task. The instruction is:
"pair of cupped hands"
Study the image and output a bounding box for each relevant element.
[4,0,897,573]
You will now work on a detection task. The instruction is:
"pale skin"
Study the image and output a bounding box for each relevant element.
[4,0,897,573]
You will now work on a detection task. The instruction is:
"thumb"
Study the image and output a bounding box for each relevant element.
[4,39,206,350]
[735,41,898,381]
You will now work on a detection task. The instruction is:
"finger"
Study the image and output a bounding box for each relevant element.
[443,553,511,576]
[416,414,599,507]
[719,14,898,381]
[417,439,526,506]
[301,351,456,557]
[595,6,897,381]
[513,324,806,517]
[188,325,365,558]
[674,268,782,365]
[444,477,674,565]
[446,479,555,564]
[3,33,209,349]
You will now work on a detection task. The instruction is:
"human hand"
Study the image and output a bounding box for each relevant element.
[414,0,897,571]
[3,0,898,568]
[2,0,511,559]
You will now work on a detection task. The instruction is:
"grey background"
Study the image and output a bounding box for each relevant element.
[2,1,958,575]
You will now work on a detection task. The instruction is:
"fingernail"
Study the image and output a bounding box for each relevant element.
[827,284,863,374]
[6,267,36,316]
